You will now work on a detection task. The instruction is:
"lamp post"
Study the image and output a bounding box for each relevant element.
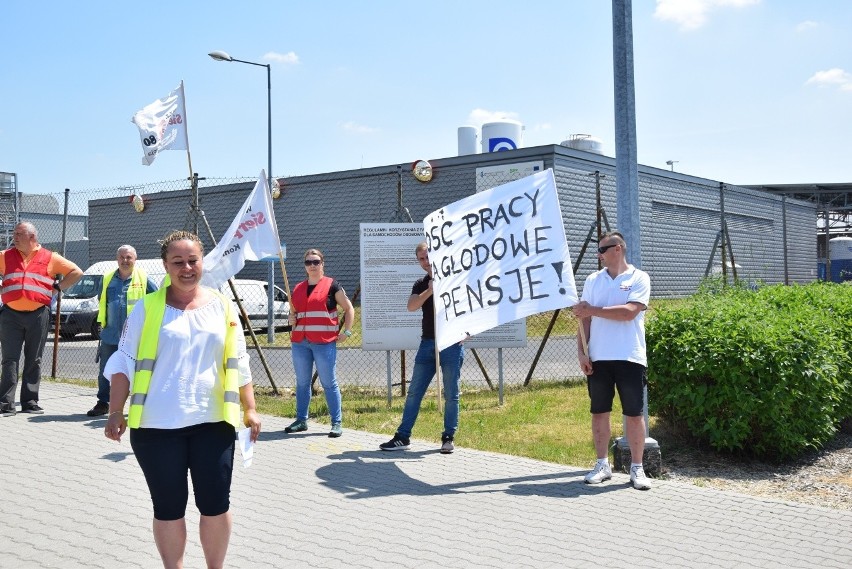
[208,50,272,193]
[209,50,275,341]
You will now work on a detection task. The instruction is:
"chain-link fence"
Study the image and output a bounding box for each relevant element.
[4,147,817,402]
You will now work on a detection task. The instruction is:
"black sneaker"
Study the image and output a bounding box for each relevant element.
[86,401,109,417]
[379,434,410,451]
[440,435,455,454]
[0,407,15,418]
[20,404,44,414]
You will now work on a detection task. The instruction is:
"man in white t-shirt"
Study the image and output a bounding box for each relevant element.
[572,231,652,490]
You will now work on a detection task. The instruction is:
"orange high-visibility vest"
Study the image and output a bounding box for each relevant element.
[1,248,54,307]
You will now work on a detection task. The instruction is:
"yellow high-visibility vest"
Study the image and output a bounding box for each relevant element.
[127,287,241,429]
[97,267,149,327]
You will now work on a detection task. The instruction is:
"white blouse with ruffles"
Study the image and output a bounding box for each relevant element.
[104,292,252,430]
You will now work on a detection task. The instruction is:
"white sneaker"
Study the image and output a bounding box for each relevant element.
[630,465,652,490]
[584,461,612,484]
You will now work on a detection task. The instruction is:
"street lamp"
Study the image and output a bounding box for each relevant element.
[208,50,272,193]
[209,50,276,341]
[666,160,678,172]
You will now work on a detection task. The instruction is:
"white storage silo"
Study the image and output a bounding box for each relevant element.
[481,119,524,153]
[457,126,479,156]
[560,134,604,155]
[828,236,852,282]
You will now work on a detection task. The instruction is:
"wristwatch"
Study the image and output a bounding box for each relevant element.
[343,329,352,337]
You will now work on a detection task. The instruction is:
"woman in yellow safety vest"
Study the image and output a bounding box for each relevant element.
[103,230,261,569]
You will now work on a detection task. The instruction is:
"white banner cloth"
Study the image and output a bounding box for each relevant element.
[201,171,281,289]
[131,82,188,166]
[424,168,578,351]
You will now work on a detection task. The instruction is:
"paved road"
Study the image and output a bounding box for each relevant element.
[1,381,851,568]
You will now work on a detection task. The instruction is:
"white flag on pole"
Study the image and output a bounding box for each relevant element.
[131,82,188,166]
[201,171,281,289]
[424,168,578,351]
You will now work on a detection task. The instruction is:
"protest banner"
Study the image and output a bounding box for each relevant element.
[424,168,578,351]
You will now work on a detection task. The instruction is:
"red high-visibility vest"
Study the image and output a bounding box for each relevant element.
[1,248,54,307]
[290,277,339,344]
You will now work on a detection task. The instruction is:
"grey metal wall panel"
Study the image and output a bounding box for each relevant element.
[84,145,816,298]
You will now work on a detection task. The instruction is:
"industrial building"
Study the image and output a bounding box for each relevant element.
[78,127,818,297]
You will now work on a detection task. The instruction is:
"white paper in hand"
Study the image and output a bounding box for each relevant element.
[237,428,255,468]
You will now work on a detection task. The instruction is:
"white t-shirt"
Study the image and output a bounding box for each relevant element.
[580,264,650,366]
[104,292,252,429]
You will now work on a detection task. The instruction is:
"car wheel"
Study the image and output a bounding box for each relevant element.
[91,321,101,340]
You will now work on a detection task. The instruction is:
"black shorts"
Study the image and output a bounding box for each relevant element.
[586,360,647,416]
[130,421,236,521]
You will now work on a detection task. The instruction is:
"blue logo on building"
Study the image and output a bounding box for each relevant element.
[488,137,517,152]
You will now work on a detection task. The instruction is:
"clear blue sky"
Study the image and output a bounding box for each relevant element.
[2,0,850,194]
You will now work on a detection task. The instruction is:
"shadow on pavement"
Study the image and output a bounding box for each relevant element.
[505,479,627,498]
[316,448,586,500]
[27,414,106,430]
[259,430,334,442]
[100,451,134,463]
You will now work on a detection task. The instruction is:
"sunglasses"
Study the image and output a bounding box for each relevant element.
[304,259,322,266]
[597,244,618,254]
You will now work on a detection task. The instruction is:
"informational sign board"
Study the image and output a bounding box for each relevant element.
[475,160,545,193]
[359,223,526,351]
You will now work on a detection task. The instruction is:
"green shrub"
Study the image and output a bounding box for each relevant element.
[647,282,852,459]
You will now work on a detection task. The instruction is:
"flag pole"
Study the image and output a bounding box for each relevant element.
[278,251,292,304]
[434,296,443,415]
[180,81,202,236]
[269,179,293,302]
[180,81,195,184]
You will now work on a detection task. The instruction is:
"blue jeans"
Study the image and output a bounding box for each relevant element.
[96,343,118,404]
[291,339,343,424]
[397,339,464,439]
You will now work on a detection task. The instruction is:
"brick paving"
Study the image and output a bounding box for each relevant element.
[1,381,850,568]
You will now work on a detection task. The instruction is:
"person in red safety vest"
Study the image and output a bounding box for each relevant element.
[285,248,354,438]
[0,221,82,416]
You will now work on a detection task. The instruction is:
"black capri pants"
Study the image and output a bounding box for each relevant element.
[130,421,236,521]
[587,360,647,417]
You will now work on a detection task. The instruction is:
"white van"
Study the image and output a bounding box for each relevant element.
[223,279,291,333]
[51,259,168,339]
[51,259,289,339]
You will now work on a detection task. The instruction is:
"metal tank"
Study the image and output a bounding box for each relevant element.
[828,236,852,282]
[457,126,479,156]
[560,134,604,155]
[481,119,524,153]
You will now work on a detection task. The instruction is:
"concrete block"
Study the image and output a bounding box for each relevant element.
[612,436,661,477]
